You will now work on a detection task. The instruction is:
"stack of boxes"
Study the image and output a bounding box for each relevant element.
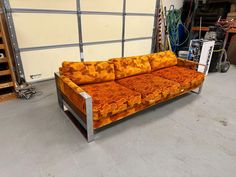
[227,4,236,65]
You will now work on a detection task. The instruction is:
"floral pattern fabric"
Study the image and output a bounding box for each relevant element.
[60,61,115,85]
[152,66,205,91]
[177,58,197,70]
[58,50,206,129]
[109,55,151,79]
[148,50,177,71]
[116,74,181,104]
[81,81,141,120]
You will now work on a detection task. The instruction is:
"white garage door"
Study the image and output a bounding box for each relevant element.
[3,0,158,82]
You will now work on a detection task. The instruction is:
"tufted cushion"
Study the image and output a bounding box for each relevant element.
[116,74,181,104]
[81,81,141,120]
[109,55,151,79]
[60,61,115,85]
[148,50,177,71]
[152,66,205,91]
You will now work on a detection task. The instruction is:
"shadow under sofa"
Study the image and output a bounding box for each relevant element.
[55,50,206,142]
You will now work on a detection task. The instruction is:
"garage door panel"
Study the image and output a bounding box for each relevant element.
[83,43,121,61]
[80,0,123,12]
[124,39,152,56]
[13,13,79,48]
[126,0,156,13]
[21,47,80,82]
[10,0,76,10]
[82,15,122,42]
[9,0,76,10]
[125,16,154,39]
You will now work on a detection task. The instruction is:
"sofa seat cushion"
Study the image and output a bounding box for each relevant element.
[148,50,177,71]
[109,55,151,79]
[60,61,115,85]
[116,74,181,104]
[152,66,205,91]
[80,81,141,120]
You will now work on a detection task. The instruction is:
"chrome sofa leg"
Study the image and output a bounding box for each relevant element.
[191,85,203,95]
[80,92,94,142]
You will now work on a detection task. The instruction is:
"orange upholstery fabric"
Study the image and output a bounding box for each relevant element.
[94,85,188,129]
[148,50,177,71]
[57,51,206,130]
[109,55,151,79]
[94,79,202,129]
[80,81,141,120]
[116,74,181,104]
[94,106,139,129]
[60,61,115,85]
[152,66,205,91]
[56,75,86,114]
[177,58,197,70]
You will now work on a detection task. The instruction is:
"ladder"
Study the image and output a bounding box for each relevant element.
[0,13,16,102]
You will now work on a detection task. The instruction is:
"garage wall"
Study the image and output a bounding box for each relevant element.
[8,0,183,82]
[9,0,80,82]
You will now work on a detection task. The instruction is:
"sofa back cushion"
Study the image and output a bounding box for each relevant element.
[60,61,115,85]
[148,50,177,71]
[109,55,151,79]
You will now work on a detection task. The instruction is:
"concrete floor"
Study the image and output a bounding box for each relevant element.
[0,66,236,177]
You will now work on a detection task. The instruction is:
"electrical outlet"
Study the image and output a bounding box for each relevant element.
[30,74,42,79]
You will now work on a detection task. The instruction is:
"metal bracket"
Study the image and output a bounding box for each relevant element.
[121,0,126,57]
[3,0,25,84]
[76,0,84,62]
[151,0,160,53]
[191,61,208,95]
[80,92,94,142]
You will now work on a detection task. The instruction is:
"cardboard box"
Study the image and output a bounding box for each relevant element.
[227,35,236,65]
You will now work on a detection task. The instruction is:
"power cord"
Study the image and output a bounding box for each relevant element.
[166,7,190,51]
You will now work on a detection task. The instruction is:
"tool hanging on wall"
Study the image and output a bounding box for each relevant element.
[159,0,172,51]
[152,0,161,52]
[156,7,166,51]
[157,8,163,51]
[163,6,172,51]
[166,5,190,52]
[153,0,172,52]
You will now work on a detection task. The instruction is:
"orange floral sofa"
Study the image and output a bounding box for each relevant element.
[55,51,205,142]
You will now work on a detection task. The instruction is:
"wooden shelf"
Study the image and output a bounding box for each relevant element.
[0,81,14,89]
[0,57,8,63]
[0,44,5,49]
[0,69,11,76]
[0,14,17,102]
[0,92,16,102]
[192,26,236,33]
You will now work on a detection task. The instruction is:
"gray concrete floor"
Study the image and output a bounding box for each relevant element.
[0,66,236,177]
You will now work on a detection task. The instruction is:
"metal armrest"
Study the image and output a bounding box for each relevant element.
[176,58,207,95]
[54,72,94,142]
